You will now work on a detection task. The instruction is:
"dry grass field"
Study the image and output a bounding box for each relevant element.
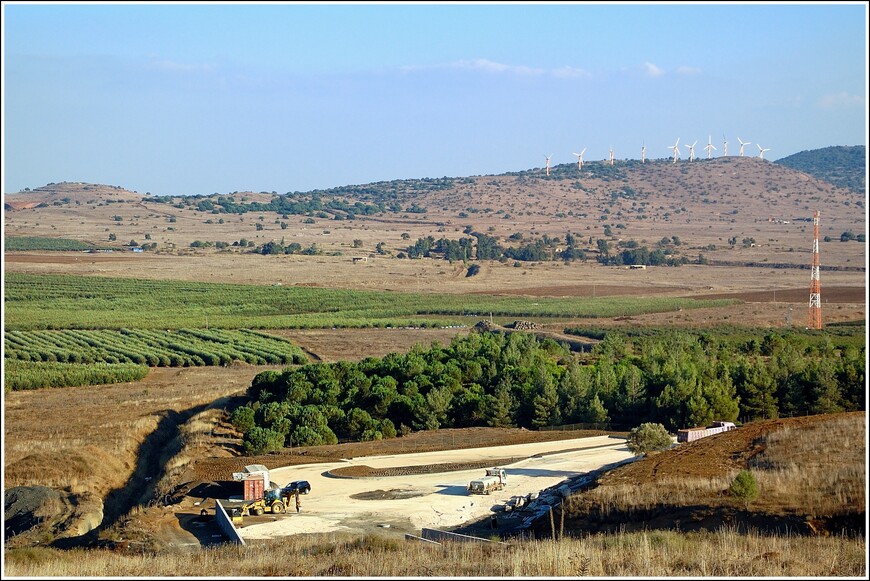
[556,412,866,533]
[2,160,866,576]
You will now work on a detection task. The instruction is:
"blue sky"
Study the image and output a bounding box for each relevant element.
[3,2,867,196]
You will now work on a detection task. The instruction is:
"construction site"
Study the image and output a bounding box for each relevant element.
[185,435,635,545]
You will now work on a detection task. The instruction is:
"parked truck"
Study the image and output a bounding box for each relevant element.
[677,420,737,443]
[467,468,508,495]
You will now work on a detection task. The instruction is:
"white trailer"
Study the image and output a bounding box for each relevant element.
[467,468,507,495]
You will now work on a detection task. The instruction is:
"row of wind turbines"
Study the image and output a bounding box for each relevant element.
[543,135,771,175]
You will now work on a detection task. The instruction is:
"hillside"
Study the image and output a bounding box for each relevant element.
[543,412,866,538]
[4,155,865,273]
[775,145,866,196]
[3,181,141,211]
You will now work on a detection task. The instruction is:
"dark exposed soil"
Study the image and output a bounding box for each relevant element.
[328,457,525,479]
[182,427,616,485]
[350,489,426,501]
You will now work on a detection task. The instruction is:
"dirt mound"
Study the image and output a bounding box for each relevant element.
[328,457,523,479]
[4,486,104,545]
[471,320,500,332]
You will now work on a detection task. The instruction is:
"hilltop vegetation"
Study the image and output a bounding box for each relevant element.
[775,145,866,195]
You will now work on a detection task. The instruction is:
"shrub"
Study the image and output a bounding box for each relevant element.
[730,469,759,508]
[243,426,285,455]
[231,406,256,433]
[626,422,673,456]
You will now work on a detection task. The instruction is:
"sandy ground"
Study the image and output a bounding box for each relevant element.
[230,435,632,540]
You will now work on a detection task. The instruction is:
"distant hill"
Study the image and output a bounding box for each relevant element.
[3,181,141,211]
[4,155,865,270]
[775,145,866,195]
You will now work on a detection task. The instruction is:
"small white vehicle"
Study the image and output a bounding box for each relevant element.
[467,468,507,495]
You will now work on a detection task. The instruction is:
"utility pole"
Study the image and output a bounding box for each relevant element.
[808,210,822,330]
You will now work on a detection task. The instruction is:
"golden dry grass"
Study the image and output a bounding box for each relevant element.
[574,413,866,519]
[4,528,865,577]
[3,366,275,497]
[749,416,867,516]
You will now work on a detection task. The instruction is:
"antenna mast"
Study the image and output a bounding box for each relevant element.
[808,210,822,330]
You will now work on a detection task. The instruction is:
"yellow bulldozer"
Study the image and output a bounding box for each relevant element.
[234,487,295,516]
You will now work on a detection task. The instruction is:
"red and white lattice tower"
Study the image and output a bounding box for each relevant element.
[808,210,822,329]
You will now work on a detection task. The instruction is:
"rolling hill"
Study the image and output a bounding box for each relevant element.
[775,145,866,196]
[4,151,865,272]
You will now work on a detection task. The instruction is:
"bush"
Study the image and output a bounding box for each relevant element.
[230,406,256,433]
[243,426,285,455]
[626,422,673,456]
[730,469,759,508]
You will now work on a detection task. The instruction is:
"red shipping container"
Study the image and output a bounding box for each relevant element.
[243,476,264,501]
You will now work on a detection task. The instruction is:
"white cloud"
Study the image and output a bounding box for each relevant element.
[454,58,542,75]
[643,61,664,77]
[551,65,592,79]
[817,92,864,108]
[400,59,589,78]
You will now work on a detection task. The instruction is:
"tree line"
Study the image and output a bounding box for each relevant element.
[230,328,864,454]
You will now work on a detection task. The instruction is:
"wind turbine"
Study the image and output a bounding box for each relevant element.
[572,148,587,170]
[704,135,717,159]
[737,137,751,157]
[609,146,615,166]
[545,154,552,176]
[757,143,771,160]
[684,140,698,162]
[641,141,647,164]
[668,137,681,164]
[722,134,728,157]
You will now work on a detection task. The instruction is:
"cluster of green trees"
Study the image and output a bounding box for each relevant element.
[399,231,693,266]
[257,241,322,256]
[402,232,593,263]
[149,189,434,220]
[231,328,864,453]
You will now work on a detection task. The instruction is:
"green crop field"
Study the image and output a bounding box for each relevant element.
[4,328,309,367]
[4,236,103,251]
[4,359,150,391]
[4,273,739,331]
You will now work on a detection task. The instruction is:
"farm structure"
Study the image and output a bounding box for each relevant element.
[233,464,271,500]
[677,421,737,443]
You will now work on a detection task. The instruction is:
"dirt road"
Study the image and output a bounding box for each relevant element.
[233,435,632,541]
